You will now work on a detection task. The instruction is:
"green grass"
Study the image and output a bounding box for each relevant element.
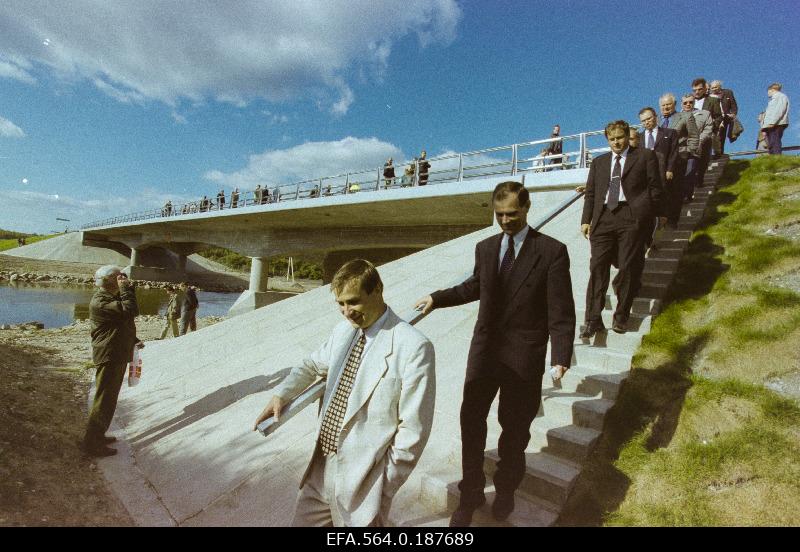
[559,155,800,526]
[0,233,57,252]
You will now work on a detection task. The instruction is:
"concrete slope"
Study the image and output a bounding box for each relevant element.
[4,231,241,276]
[102,185,579,526]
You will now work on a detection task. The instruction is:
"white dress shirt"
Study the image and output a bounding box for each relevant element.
[605,147,629,204]
[497,224,530,270]
[694,97,706,110]
[644,127,658,149]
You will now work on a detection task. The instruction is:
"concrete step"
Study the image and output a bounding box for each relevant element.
[576,309,652,333]
[641,270,675,287]
[538,393,616,430]
[545,366,630,400]
[605,294,662,315]
[531,422,602,463]
[643,257,679,272]
[442,481,560,527]
[485,450,581,507]
[576,321,644,351]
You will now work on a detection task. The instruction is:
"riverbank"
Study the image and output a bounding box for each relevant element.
[0,315,222,526]
[0,254,323,294]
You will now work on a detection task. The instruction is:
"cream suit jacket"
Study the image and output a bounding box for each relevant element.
[274,307,435,526]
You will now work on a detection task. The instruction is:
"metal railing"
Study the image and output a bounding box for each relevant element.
[256,187,585,436]
[81,130,610,230]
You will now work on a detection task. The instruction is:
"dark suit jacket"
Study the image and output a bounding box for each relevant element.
[699,95,723,130]
[639,127,678,177]
[581,147,664,230]
[430,228,575,382]
[719,89,738,117]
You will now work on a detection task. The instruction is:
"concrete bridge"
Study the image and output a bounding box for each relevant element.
[81,170,587,315]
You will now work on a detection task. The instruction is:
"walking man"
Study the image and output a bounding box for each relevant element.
[415,181,575,526]
[254,259,435,526]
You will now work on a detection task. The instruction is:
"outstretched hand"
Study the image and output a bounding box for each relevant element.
[253,396,284,431]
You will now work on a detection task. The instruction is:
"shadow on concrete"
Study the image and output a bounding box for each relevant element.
[129,369,291,449]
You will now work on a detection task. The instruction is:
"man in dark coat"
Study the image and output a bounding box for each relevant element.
[416,181,575,526]
[638,106,677,228]
[82,265,143,457]
[580,120,664,337]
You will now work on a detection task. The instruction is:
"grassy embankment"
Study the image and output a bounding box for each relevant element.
[199,248,323,280]
[560,155,800,526]
[0,231,56,253]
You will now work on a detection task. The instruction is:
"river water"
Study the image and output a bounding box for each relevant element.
[0,282,292,328]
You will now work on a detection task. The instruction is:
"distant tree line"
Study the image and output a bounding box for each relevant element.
[199,248,323,280]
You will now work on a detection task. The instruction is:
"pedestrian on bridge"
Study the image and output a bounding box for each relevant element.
[217,189,226,210]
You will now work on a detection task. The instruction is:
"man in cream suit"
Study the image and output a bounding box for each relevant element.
[253,259,435,527]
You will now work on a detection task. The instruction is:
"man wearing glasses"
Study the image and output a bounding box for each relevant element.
[681,94,713,202]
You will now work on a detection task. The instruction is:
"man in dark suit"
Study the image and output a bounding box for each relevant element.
[710,80,738,156]
[692,78,722,180]
[659,92,696,219]
[416,181,575,526]
[580,120,664,337]
[638,106,677,229]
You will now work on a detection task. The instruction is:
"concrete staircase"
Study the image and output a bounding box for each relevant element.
[389,158,729,527]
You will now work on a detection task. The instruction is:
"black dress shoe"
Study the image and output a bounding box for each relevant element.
[612,320,627,334]
[82,441,118,457]
[101,435,117,444]
[449,496,485,527]
[580,322,605,339]
[492,492,515,521]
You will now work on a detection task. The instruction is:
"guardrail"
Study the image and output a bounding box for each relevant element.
[256,187,586,436]
[81,129,612,230]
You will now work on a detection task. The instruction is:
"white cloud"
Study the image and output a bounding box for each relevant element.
[0,187,195,233]
[205,136,404,189]
[171,111,188,125]
[0,115,26,138]
[0,58,36,84]
[0,0,462,114]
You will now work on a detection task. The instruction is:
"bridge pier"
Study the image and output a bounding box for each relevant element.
[229,257,271,316]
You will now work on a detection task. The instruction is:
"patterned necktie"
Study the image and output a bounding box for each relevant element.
[661,116,670,129]
[499,233,515,281]
[646,130,655,150]
[607,155,622,211]
[318,332,366,454]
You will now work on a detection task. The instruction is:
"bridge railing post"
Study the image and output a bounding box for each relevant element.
[511,144,518,176]
[458,154,464,182]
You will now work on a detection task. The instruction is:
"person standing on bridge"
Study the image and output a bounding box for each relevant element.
[217,189,226,210]
[415,181,575,526]
[82,266,144,457]
[230,187,240,208]
[254,259,435,527]
[417,150,430,186]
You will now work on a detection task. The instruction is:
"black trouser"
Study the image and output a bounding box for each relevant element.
[667,157,687,224]
[84,360,127,444]
[766,125,786,155]
[697,141,712,187]
[585,204,646,325]
[458,363,542,505]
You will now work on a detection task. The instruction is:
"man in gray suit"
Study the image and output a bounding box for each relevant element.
[253,259,435,527]
[682,94,713,201]
[660,93,695,223]
[692,78,722,181]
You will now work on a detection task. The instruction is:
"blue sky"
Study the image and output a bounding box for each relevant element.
[1,0,798,233]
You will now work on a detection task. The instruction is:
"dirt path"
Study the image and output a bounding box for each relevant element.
[0,316,219,526]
